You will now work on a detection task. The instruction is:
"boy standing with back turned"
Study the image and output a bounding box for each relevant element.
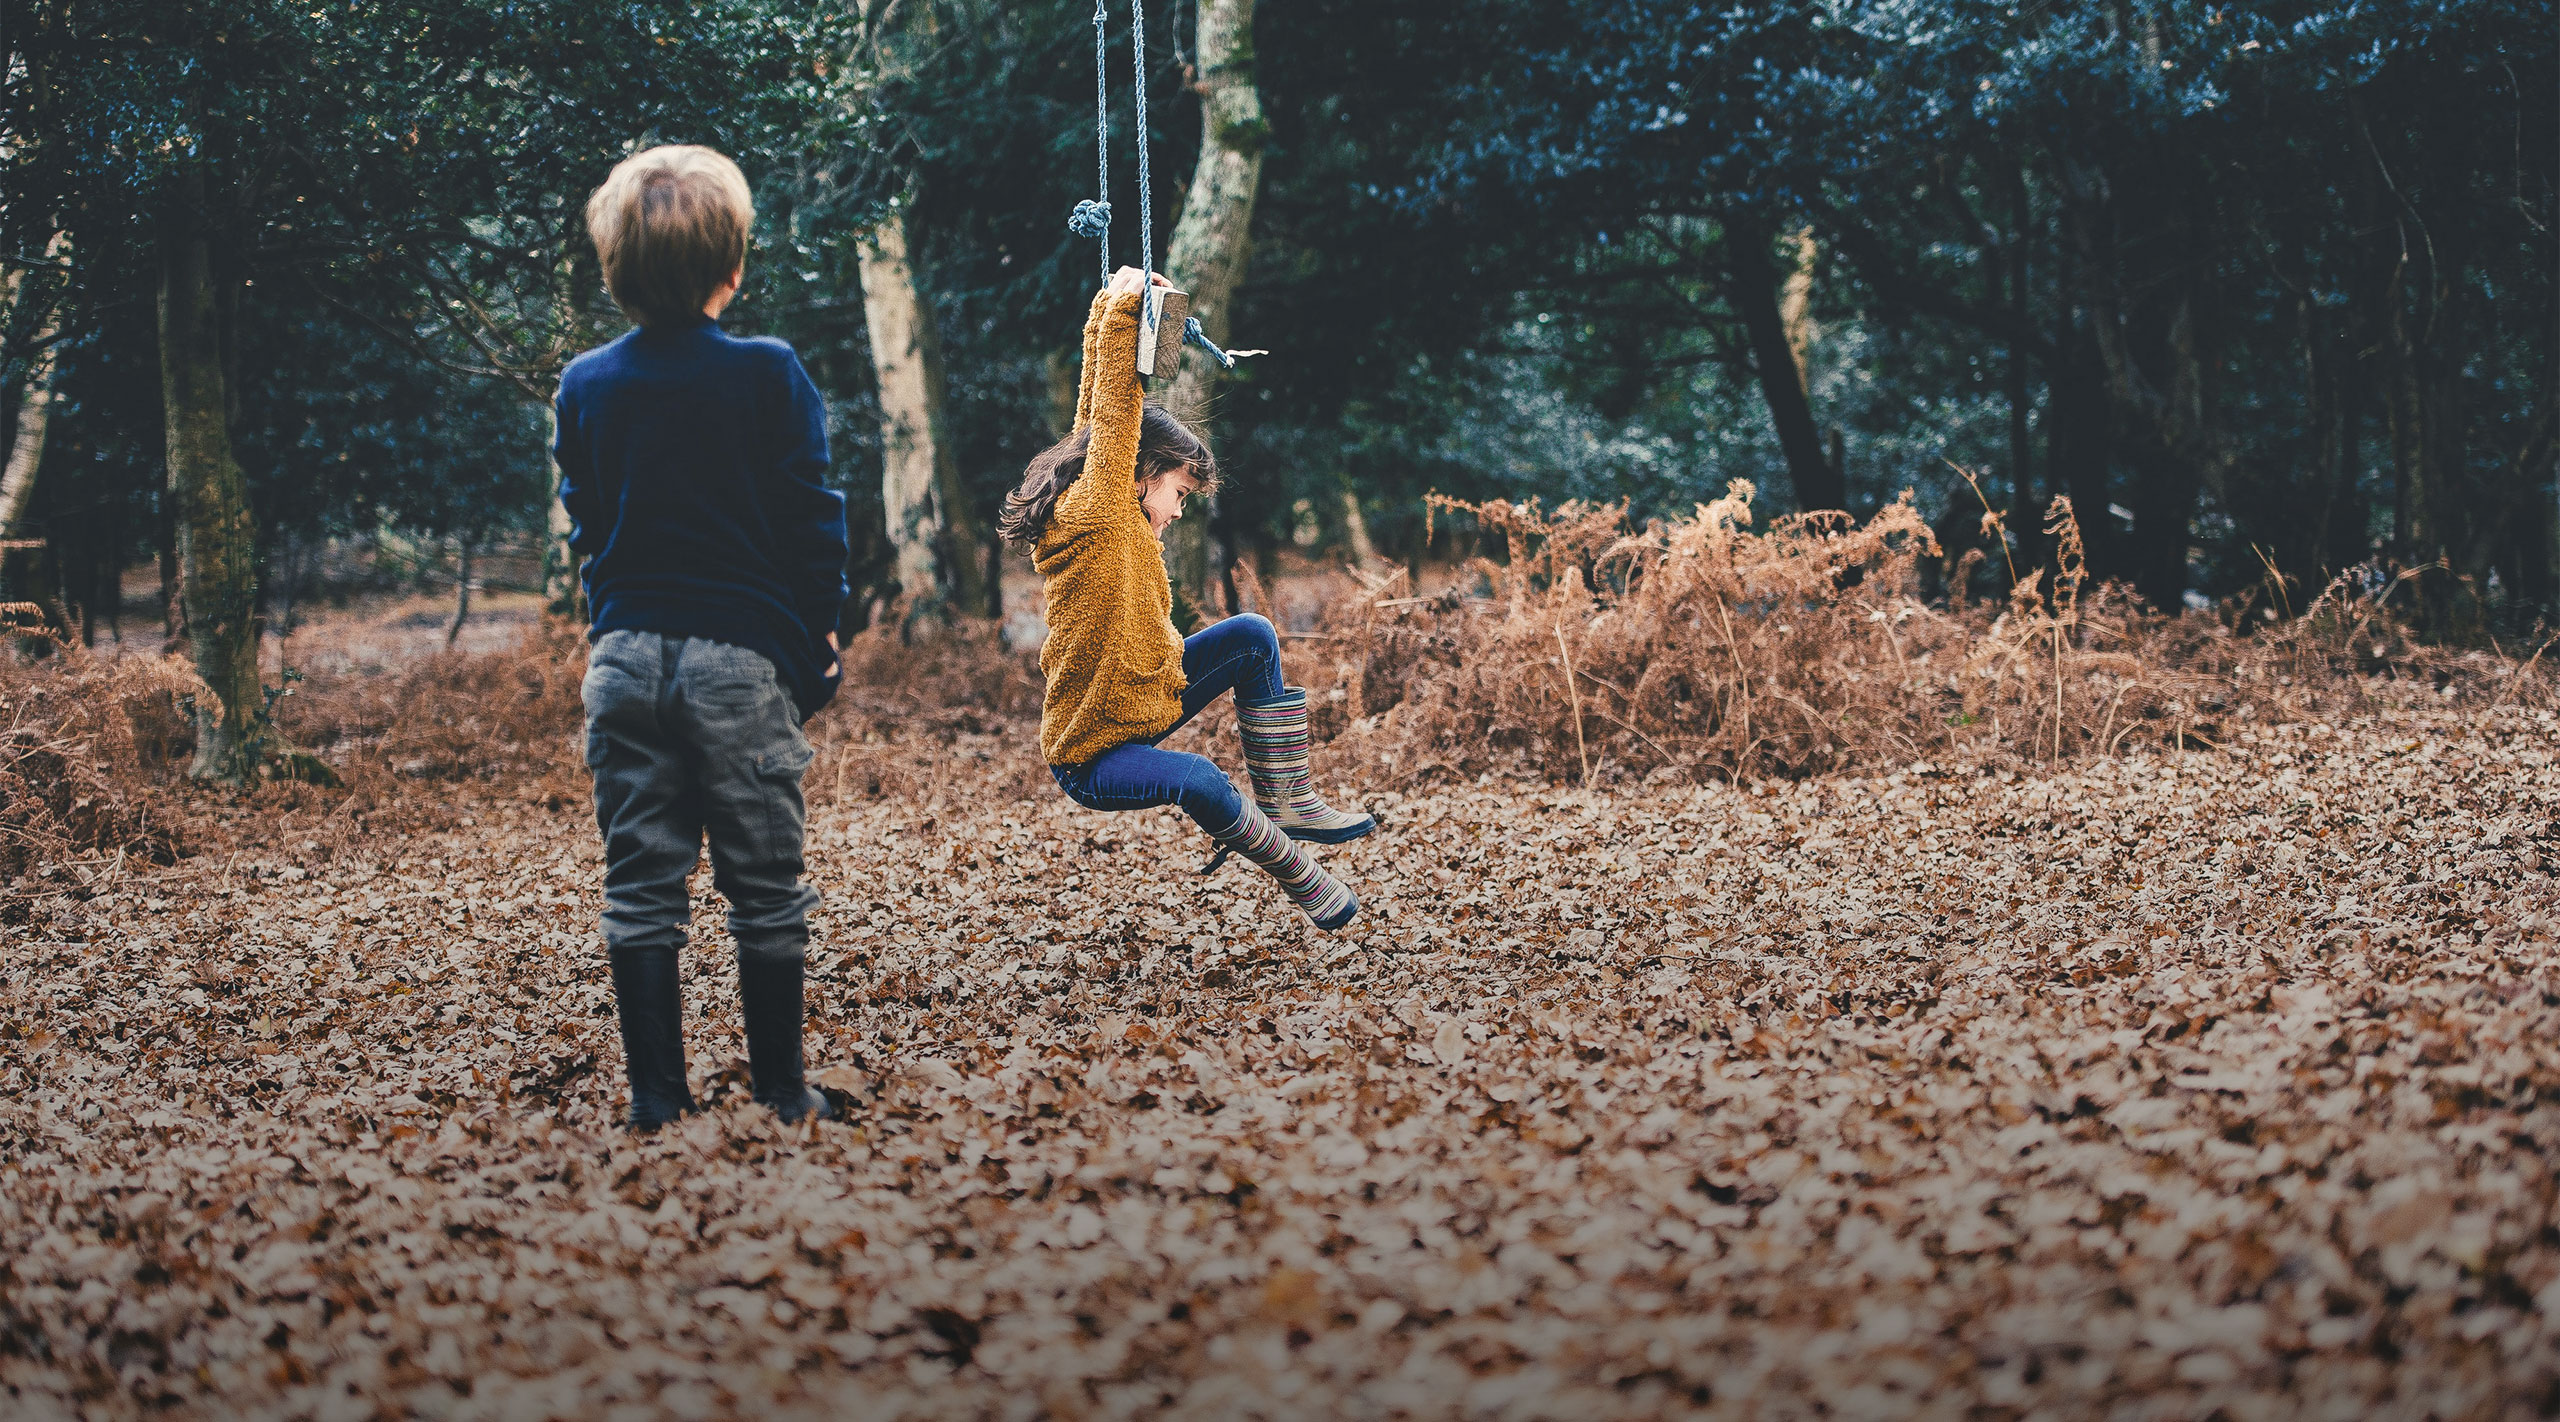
[555,145,848,1130]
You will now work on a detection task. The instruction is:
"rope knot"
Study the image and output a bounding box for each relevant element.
[1066,199,1112,240]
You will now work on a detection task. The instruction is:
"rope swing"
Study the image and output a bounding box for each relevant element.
[1066,0,1262,375]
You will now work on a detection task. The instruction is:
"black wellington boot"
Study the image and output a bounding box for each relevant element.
[737,953,834,1125]
[608,945,697,1133]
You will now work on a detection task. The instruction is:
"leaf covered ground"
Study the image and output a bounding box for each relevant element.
[5,703,2559,1419]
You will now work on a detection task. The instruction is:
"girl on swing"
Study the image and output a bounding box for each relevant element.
[1000,267,1372,930]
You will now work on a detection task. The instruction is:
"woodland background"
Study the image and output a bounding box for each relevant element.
[1,1,2553,770]
[7,6,2560,1416]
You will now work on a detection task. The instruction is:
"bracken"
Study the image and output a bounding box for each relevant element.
[1261,484,2557,786]
[0,605,200,883]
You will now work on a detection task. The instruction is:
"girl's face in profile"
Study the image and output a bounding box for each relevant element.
[1139,466,1203,538]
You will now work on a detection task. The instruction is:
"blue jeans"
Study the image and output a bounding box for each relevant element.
[1051,614,1285,834]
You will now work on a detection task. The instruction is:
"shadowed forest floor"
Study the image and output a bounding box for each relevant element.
[4,694,2559,1419]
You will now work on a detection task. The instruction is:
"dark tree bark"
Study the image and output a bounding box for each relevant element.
[1726,214,1843,513]
[2125,433,2201,613]
[2059,157,2229,610]
[2305,295,2369,580]
[2498,405,2557,617]
[2046,324,2118,581]
[157,476,181,651]
[104,496,122,644]
[78,534,96,647]
[159,167,267,782]
[2375,239,2483,632]
[447,536,475,647]
[2349,97,2501,633]
[2004,166,2037,555]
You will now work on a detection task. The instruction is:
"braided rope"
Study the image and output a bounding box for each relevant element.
[1132,0,1152,286]
[1074,0,1111,281]
[1069,3,1259,368]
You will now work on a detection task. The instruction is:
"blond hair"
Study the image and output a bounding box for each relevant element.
[584,145,753,327]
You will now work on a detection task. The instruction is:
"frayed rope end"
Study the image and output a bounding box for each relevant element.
[1182,316,1266,370]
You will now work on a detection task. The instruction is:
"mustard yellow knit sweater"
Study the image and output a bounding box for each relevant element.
[1034,291,1186,767]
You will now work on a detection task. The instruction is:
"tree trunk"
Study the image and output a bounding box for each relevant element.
[2496,405,2556,619]
[1159,0,1267,617]
[1044,347,1081,442]
[104,496,122,644]
[1725,213,1844,514]
[78,534,96,647]
[2061,158,2226,611]
[158,477,181,650]
[159,172,266,782]
[2122,295,2210,612]
[1778,226,1817,386]
[2375,233,2482,632]
[1339,487,1378,569]
[2004,167,2037,555]
[542,404,580,616]
[858,212,990,619]
[0,232,71,542]
[2306,295,2369,580]
[2126,431,2201,614]
[2007,339,2035,553]
[2047,322,2119,580]
[447,536,475,646]
[268,529,296,644]
[2410,281,2481,609]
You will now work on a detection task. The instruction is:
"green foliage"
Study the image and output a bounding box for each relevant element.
[229,295,549,546]
[1380,0,2554,617]
[4,0,2549,632]
[7,0,867,601]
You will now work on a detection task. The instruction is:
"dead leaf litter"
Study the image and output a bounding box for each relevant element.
[4,707,2559,1418]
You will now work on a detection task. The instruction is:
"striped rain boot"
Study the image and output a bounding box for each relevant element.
[1210,800,1360,930]
[1238,687,1377,844]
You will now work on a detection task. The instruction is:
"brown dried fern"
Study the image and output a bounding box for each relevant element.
[1299,488,2554,785]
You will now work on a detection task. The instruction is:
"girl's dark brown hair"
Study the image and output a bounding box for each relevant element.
[998,403,1219,547]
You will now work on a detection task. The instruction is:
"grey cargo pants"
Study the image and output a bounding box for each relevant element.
[581,631,820,962]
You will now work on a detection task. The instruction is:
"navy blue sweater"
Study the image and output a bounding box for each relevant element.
[554,317,850,719]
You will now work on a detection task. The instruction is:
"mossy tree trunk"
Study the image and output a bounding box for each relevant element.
[159,170,267,783]
[1160,0,1266,618]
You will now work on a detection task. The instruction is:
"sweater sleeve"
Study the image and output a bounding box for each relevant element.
[1053,291,1147,534]
[553,381,604,560]
[1070,289,1109,434]
[765,347,851,639]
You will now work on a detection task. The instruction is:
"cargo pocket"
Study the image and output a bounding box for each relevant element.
[748,735,817,864]
[755,737,815,781]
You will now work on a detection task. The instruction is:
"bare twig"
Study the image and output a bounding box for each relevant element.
[1555,616,1590,787]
